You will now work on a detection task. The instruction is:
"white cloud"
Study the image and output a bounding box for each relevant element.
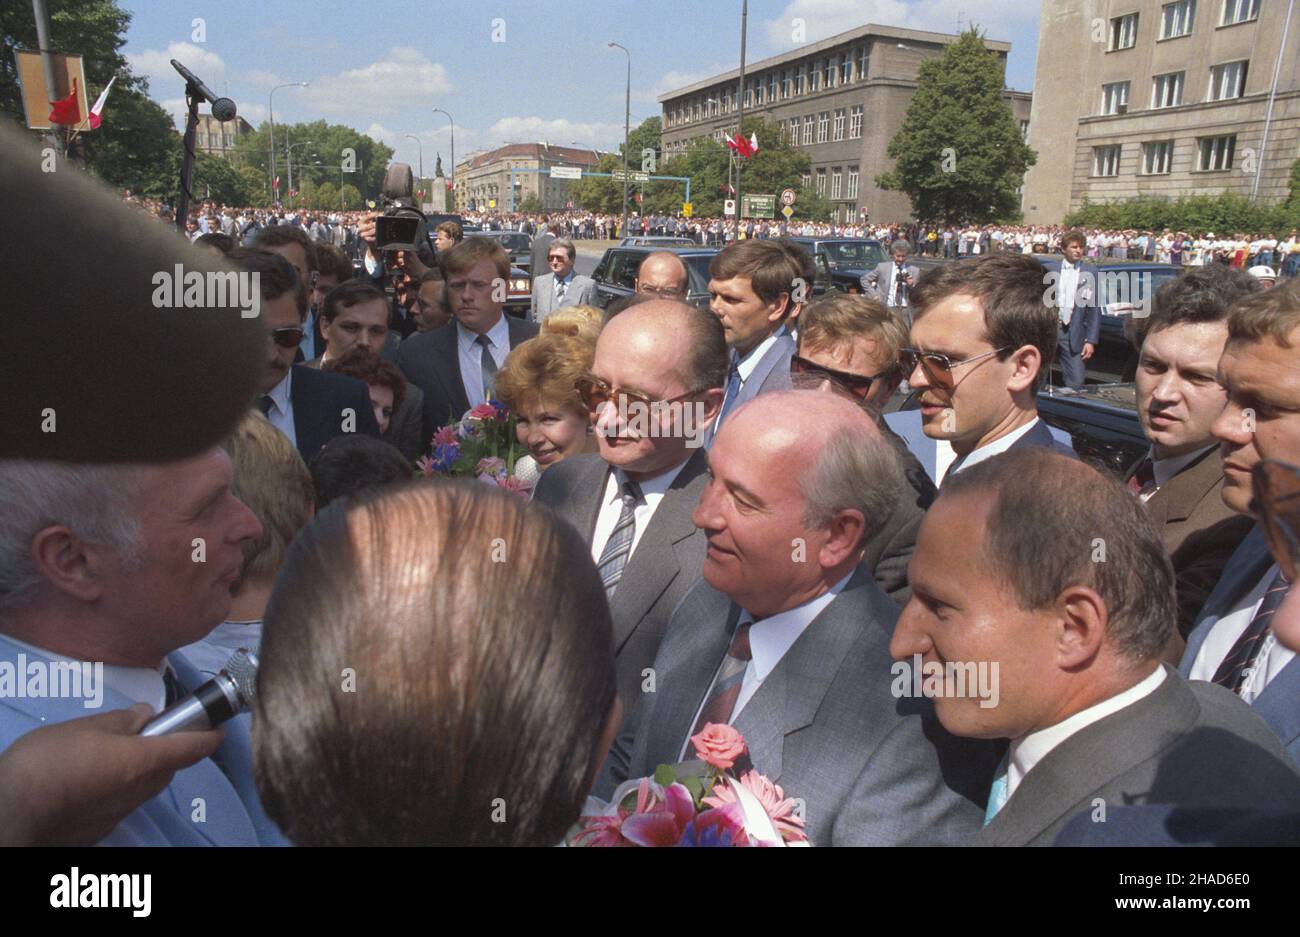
[486,116,626,149]
[637,63,733,103]
[763,0,1033,48]
[297,48,454,118]
[128,42,227,95]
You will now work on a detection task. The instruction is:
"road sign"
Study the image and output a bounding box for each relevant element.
[549,166,582,180]
[742,194,776,219]
[610,169,650,183]
[488,199,496,209]
[723,199,736,216]
[682,202,693,218]
[781,205,794,219]
[780,188,797,206]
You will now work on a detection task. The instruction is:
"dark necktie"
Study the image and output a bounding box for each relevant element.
[475,334,497,399]
[162,666,186,707]
[258,395,274,417]
[595,479,644,598]
[1127,456,1156,497]
[1213,571,1289,694]
[689,617,754,739]
[715,352,743,430]
[555,278,567,305]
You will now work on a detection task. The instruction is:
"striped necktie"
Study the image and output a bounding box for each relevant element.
[595,478,643,598]
[983,754,1010,827]
[475,334,497,399]
[1213,570,1290,694]
[689,617,754,740]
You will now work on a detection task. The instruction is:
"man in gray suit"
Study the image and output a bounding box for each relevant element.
[703,240,799,446]
[863,239,920,323]
[894,447,1300,846]
[1180,280,1300,764]
[531,237,595,322]
[533,300,726,706]
[598,391,996,845]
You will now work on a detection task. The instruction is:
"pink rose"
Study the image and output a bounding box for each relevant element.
[690,723,747,771]
[702,770,808,843]
[468,403,498,422]
[431,425,458,447]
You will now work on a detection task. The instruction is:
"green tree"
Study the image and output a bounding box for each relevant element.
[231,120,393,203]
[876,29,1036,224]
[519,194,542,212]
[340,182,362,209]
[570,151,624,212]
[1288,157,1300,207]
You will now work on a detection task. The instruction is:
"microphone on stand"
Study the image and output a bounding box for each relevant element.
[139,648,258,736]
[170,60,237,121]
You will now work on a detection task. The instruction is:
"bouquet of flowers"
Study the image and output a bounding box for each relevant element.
[568,724,808,847]
[416,400,534,496]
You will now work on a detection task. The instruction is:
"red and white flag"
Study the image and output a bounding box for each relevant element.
[87,76,116,130]
[48,78,81,126]
[272,176,281,191]
[725,131,760,159]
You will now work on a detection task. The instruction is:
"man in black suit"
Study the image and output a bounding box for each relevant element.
[533,300,725,705]
[1052,230,1101,391]
[790,292,931,604]
[233,249,379,462]
[903,252,1076,485]
[396,237,538,443]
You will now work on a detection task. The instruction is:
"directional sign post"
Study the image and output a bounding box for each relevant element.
[780,188,797,206]
[782,205,794,219]
[549,166,582,180]
[682,202,693,218]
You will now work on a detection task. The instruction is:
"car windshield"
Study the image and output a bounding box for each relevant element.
[1095,268,1180,312]
[821,242,886,267]
[683,255,714,294]
[492,234,530,250]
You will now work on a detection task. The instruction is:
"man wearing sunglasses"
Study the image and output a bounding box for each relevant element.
[532,301,726,707]
[790,294,934,604]
[531,237,595,323]
[899,253,1075,485]
[633,251,689,301]
[1182,280,1300,763]
[235,249,380,462]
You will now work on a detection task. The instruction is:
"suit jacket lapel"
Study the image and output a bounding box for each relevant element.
[1148,447,1222,527]
[1180,526,1270,673]
[432,325,469,420]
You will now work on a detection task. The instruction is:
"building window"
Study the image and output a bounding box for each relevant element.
[1152,71,1185,107]
[809,60,820,92]
[1197,134,1236,170]
[224,134,233,146]
[1019,119,1030,140]
[802,115,814,145]
[1109,12,1139,49]
[1142,141,1175,174]
[1101,81,1130,115]
[1093,144,1122,176]
[1208,60,1248,100]
[745,82,753,107]
[823,59,835,87]
[816,111,829,143]
[1221,0,1259,25]
[857,46,869,79]
[1160,0,1196,39]
[781,69,790,98]
[832,108,846,141]
[847,167,859,199]
[815,169,826,195]
[767,72,777,100]
[796,65,805,94]
[830,168,843,199]
[849,105,863,139]
[801,172,812,188]
[788,117,800,145]
[840,53,852,83]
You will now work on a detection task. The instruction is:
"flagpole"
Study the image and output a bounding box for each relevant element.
[734,0,747,242]
[31,0,66,158]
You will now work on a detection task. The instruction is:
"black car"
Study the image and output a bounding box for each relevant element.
[1036,382,1147,477]
[788,238,887,294]
[591,245,835,311]
[471,230,535,273]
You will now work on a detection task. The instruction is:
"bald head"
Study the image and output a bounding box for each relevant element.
[635,251,690,299]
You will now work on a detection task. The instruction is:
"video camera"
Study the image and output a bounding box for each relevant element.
[373,163,430,253]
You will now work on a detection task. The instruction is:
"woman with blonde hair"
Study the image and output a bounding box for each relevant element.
[495,310,601,470]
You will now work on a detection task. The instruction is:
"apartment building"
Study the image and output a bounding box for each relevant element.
[454,143,603,212]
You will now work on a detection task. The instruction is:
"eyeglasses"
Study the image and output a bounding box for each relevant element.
[637,285,687,299]
[548,255,569,263]
[899,346,1011,394]
[575,374,705,415]
[1252,460,1300,581]
[789,355,891,400]
[269,326,305,349]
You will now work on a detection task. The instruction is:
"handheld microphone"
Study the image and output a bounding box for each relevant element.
[140,648,258,736]
[170,59,237,121]
[514,454,541,489]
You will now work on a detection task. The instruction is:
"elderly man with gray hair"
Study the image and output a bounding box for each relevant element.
[597,389,997,845]
[865,239,920,322]
[531,236,596,322]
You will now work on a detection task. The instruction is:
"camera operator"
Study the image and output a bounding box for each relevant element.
[864,239,919,325]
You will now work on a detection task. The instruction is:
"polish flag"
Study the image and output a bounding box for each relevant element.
[272,176,281,191]
[725,131,760,159]
[87,76,116,130]
[48,78,81,125]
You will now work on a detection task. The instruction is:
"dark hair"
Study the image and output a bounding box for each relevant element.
[253,224,319,273]
[911,252,1058,382]
[306,435,412,510]
[1060,229,1087,249]
[314,243,354,283]
[322,347,407,414]
[773,238,816,303]
[708,239,802,315]
[194,231,235,253]
[441,235,510,282]
[1227,278,1300,349]
[253,481,617,845]
[418,267,445,286]
[435,220,463,242]
[1145,265,1262,339]
[940,448,1175,663]
[321,280,386,325]
[228,247,307,321]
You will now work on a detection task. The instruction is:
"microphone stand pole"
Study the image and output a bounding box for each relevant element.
[176,83,201,233]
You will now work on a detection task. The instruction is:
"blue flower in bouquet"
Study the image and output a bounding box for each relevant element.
[430,441,461,472]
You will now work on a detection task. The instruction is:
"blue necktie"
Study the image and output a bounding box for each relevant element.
[715,353,743,430]
[595,479,643,598]
[983,754,1010,827]
[1213,571,1289,693]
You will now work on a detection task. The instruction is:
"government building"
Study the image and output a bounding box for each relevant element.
[657,23,1033,223]
[1022,0,1300,224]
[454,143,604,213]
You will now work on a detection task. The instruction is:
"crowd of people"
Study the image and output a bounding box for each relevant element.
[6,133,1300,847]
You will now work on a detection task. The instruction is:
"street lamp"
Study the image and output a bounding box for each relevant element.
[608,41,631,238]
[432,108,455,209]
[286,142,316,199]
[269,81,309,200]
[403,133,424,183]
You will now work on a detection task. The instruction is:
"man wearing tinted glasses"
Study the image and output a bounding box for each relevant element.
[234,249,379,461]
[789,294,934,604]
[899,253,1075,485]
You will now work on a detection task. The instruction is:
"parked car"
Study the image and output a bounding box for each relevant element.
[470,230,535,273]
[788,238,887,294]
[1036,382,1147,477]
[618,236,698,248]
[591,245,835,311]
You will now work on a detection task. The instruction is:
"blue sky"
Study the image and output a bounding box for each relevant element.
[121,0,1041,170]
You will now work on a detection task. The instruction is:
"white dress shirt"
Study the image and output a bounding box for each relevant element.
[1190,562,1297,702]
[718,331,781,419]
[456,314,511,410]
[589,459,691,566]
[1057,260,1081,326]
[5,634,168,712]
[887,262,910,306]
[1139,444,1215,503]
[1005,665,1167,803]
[261,368,297,450]
[943,417,1041,481]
